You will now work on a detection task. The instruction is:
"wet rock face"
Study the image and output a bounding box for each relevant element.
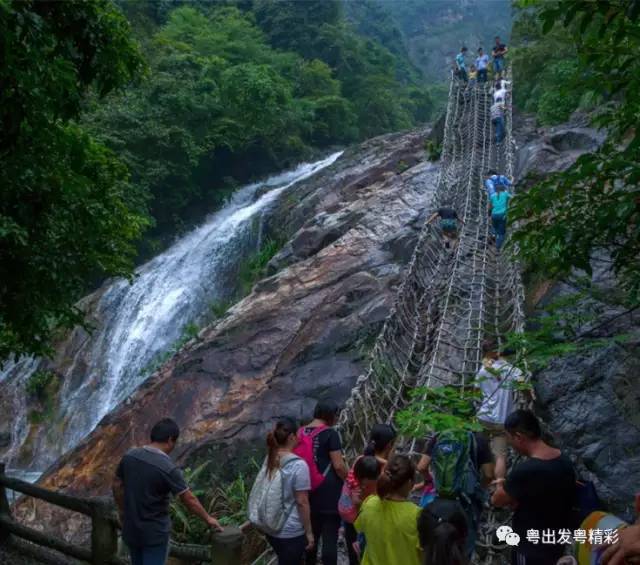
[14,129,438,540]
[536,340,640,521]
[515,114,640,520]
[513,112,606,182]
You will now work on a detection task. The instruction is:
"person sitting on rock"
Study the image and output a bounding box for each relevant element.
[427,203,464,249]
[112,418,223,565]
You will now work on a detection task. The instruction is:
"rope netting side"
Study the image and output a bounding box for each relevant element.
[338,69,527,463]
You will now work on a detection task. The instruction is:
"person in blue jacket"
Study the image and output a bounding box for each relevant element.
[484,170,512,199]
[456,46,468,82]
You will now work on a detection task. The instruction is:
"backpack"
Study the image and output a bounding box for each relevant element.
[247,453,300,535]
[293,425,331,491]
[570,479,603,529]
[430,431,482,504]
[338,481,359,524]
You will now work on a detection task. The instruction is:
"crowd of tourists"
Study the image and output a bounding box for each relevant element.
[430,36,514,253]
[455,37,508,84]
[111,340,640,565]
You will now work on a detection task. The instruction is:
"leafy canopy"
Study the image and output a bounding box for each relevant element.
[0,0,146,361]
[510,0,640,300]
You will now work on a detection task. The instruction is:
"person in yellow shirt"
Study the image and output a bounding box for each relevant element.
[355,454,422,565]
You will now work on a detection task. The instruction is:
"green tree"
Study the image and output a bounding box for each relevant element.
[253,0,342,59]
[0,0,146,361]
[511,0,640,300]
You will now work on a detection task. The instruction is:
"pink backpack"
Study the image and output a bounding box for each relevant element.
[293,425,331,490]
[338,481,359,523]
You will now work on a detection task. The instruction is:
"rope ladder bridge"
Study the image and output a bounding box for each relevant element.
[337,69,527,564]
[254,69,528,565]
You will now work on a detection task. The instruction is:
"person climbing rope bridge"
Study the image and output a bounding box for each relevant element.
[241,64,637,565]
[245,68,534,565]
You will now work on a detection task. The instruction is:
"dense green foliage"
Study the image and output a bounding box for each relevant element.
[170,461,259,552]
[396,386,482,440]
[511,9,584,124]
[0,0,146,361]
[87,1,434,256]
[511,1,640,301]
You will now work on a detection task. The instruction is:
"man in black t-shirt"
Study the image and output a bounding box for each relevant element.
[492,410,575,565]
[112,418,223,565]
[492,36,508,79]
[302,401,348,565]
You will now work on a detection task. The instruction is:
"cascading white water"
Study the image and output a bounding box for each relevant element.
[0,152,342,473]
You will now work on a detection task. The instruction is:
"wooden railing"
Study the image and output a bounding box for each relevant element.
[0,463,244,564]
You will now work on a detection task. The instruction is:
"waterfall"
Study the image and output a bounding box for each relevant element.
[0,152,342,472]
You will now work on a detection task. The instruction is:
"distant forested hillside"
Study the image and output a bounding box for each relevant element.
[346,0,512,81]
[86,0,435,259]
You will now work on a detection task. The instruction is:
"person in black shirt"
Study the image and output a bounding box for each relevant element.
[302,401,348,565]
[112,418,223,565]
[492,36,508,79]
[491,410,575,565]
[427,204,464,249]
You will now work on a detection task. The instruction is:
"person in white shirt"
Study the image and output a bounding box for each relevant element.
[475,340,525,480]
[476,47,489,83]
[493,79,510,103]
[490,97,506,143]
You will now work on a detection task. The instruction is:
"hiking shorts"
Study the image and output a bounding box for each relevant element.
[494,57,505,73]
[480,420,508,460]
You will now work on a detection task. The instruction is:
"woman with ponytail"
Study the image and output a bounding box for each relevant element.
[250,418,313,565]
[418,499,469,565]
[354,454,423,565]
[342,424,397,563]
[363,423,397,468]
